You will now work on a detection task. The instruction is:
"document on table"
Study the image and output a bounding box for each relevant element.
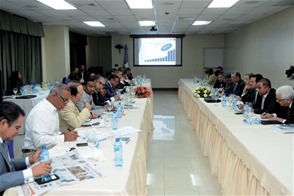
[17,150,103,196]
[272,124,294,134]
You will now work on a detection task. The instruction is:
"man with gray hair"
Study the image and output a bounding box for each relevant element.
[22,84,78,157]
[261,85,294,124]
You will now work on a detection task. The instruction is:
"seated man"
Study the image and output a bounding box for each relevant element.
[104,74,120,101]
[261,85,294,124]
[253,78,277,114]
[91,75,111,107]
[75,78,102,116]
[227,72,245,96]
[58,82,92,132]
[240,74,263,104]
[0,102,51,194]
[22,84,78,157]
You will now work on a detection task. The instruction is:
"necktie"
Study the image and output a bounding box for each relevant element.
[233,84,237,93]
[287,107,291,120]
[2,142,15,172]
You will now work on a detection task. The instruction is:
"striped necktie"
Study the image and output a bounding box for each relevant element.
[287,107,291,121]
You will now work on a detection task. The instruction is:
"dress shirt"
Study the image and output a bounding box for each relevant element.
[75,91,94,111]
[75,91,103,116]
[0,137,33,191]
[261,93,269,109]
[59,99,91,131]
[23,98,64,150]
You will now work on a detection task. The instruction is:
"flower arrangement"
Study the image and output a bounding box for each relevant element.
[134,86,151,98]
[193,86,212,98]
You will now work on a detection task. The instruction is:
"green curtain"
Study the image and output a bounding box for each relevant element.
[0,30,42,94]
[0,10,43,95]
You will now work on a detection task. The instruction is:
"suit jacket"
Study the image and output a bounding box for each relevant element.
[0,142,27,194]
[275,102,294,124]
[104,81,117,98]
[58,100,91,131]
[253,88,277,114]
[241,89,257,104]
[230,79,245,97]
[68,73,80,81]
[92,91,109,106]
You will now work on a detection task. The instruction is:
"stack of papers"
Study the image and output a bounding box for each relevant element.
[272,124,294,134]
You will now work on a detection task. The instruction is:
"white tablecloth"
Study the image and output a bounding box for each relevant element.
[5,96,153,195]
[3,90,50,134]
[178,78,293,195]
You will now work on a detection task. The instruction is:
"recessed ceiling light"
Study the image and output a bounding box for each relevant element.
[37,0,76,10]
[208,0,239,8]
[126,0,153,9]
[193,21,211,25]
[83,21,105,27]
[139,21,156,26]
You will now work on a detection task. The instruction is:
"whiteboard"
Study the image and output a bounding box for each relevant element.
[203,48,224,68]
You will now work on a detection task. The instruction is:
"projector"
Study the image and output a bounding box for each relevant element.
[150,26,157,31]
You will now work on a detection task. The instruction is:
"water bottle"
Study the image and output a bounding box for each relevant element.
[232,95,237,110]
[114,137,123,167]
[40,146,50,181]
[221,94,226,107]
[112,111,118,130]
[117,102,123,118]
[243,102,249,119]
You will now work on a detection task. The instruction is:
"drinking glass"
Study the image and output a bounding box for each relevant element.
[102,112,112,130]
[87,129,98,159]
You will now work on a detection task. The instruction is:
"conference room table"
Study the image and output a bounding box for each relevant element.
[5,94,154,195]
[178,79,293,195]
[3,90,50,134]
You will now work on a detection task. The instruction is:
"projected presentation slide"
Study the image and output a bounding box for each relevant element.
[139,38,176,65]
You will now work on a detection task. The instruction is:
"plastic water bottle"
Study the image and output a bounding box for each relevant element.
[40,146,50,181]
[243,102,249,119]
[114,137,123,167]
[232,95,237,110]
[221,94,226,107]
[117,102,123,118]
[112,111,118,130]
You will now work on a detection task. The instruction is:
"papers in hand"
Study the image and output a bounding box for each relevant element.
[111,126,141,136]
[272,124,294,134]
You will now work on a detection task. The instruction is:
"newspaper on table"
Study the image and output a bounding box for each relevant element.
[17,150,103,196]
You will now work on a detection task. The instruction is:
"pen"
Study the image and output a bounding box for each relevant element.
[67,128,72,132]
[126,138,131,144]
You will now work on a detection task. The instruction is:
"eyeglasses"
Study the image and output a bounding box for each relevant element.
[56,93,68,104]
[276,98,285,103]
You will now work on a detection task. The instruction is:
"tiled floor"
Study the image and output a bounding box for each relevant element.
[147,90,221,195]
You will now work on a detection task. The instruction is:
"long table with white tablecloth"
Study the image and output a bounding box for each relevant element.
[178,79,293,195]
[5,95,153,195]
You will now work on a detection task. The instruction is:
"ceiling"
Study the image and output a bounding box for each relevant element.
[0,0,293,36]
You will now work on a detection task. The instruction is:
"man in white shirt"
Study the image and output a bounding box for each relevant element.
[261,85,294,124]
[22,84,78,157]
[0,102,51,194]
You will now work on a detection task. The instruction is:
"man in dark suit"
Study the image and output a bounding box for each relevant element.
[225,72,244,96]
[0,102,51,194]
[241,74,263,104]
[261,85,294,124]
[253,78,278,114]
[104,74,120,102]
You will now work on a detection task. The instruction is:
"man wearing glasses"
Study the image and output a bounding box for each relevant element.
[261,85,294,124]
[22,84,78,157]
